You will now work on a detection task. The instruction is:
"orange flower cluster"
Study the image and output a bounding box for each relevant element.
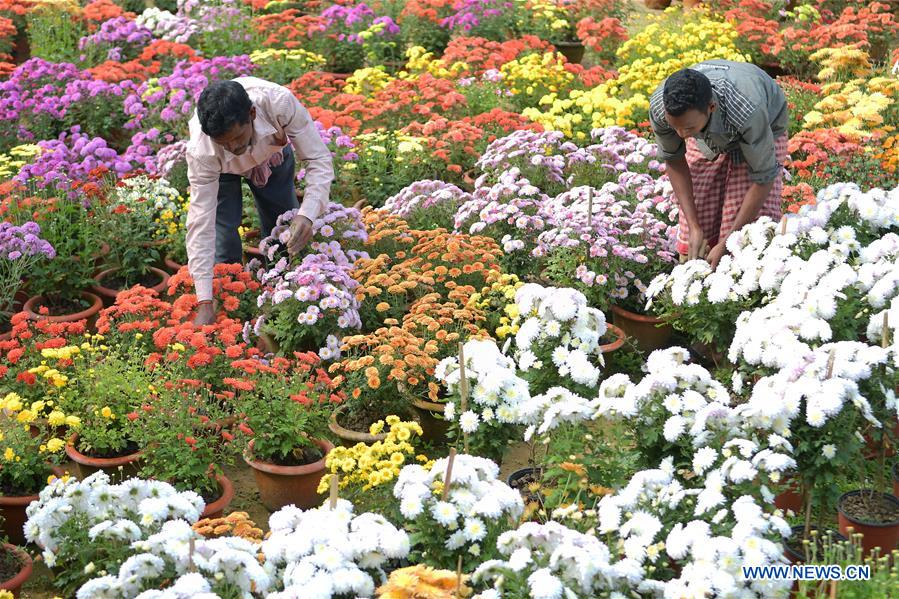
[399,0,454,23]
[96,286,173,336]
[254,10,325,49]
[402,291,487,347]
[359,207,416,256]
[82,0,134,32]
[193,511,264,542]
[786,128,865,180]
[88,59,159,83]
[402,229,503,294]
[0,312,87,382]
[575,16,627,60]
[440,36,555,74]
[139,40,200,65]
[288,71,350,109]
[166,263,262,322]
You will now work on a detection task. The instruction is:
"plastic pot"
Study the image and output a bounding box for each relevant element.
[837,490,899,556]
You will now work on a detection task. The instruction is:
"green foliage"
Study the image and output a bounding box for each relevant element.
[25,5,84,64]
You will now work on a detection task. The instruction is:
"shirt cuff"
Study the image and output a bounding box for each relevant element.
[298,200,322,222]
[194,277,214,302]
[659,145,686,162]
[748,165,780,185]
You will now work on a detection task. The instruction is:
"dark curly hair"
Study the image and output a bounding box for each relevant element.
[663,69,713,116]
[197,80,253,138]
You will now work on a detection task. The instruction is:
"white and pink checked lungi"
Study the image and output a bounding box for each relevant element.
[675,135,787,255]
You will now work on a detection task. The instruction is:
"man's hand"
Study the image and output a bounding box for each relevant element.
[706,241,727,270]
[687,225,707,260]
[193,301,216,326]
[287,214,313,257]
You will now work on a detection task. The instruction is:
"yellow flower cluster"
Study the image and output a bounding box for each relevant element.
[155,192,188,239]
[500,52,574,99]
[317,416,429,493]
[467,273,523,339]
[1,392,80,428]
[344,67,396,96]
[0,145,41,181]
[29,0,81,15]
[398,46,468,81]
[376,565,471,598]
[249,48,326,70]
[810,46,873,82]
[803,78,899,137]
[525,10,749,137]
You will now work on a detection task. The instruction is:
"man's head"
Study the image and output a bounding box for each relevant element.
[197,80,256,156]
[663,68,716,139]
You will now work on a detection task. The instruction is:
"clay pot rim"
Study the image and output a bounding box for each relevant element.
[23,291,103,323]
[0,465,67,504]
[328,405,388,443]
[411,397,446,412]
[244,438,333,475]
[91,267,169,297]
[893,462,899,481]
[838,490,899,528]
[65,433,143,468]
[201,473,234,518]
[610,304,666,324]
[600,323,626,353]
[0,543,33,590]
[164,255,186,273]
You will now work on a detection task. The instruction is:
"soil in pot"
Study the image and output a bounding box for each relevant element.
[0,545,23,583]
[266,445,324,467]
[100,270,164,292]
[838,491,899,555]
[508,467,544,506]
[783,526,847,564]
[29,295,92,317]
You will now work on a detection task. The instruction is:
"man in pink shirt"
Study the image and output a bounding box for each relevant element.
[186,77,334,325]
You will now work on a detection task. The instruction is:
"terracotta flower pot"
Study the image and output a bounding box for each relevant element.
[328,405,387,448]
[411,398,449,444]
[837,490,899,556]
[0,543,33,596]
[244,438,333,511]
[164,255,185,275]
[90,267,170,306]
[644,0,672,8]
[65,434,142,484]
[893,462,899,499]
[610,305,673,353]
[23,291,103,328]
[599,323,626,354]
[0,466,66,545]
[553,40,585,64]
[773,473,805,514]
[200,473,235,520]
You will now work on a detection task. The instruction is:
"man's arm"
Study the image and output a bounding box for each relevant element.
[185,152,221,322]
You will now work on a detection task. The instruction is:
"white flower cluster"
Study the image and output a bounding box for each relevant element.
[510,283,608,388]
[598,461,792,599]
[25,472,205,569]
[596,348,734,447]
[262,499,410,599]
[435,338,531,436]
[114,175,183,215]
[393,455,523,557]
[472,521,629,598]
[76,520,270,599]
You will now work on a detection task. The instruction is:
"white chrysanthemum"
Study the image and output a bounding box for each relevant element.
[432,501,459,527]
[459,410,480,433]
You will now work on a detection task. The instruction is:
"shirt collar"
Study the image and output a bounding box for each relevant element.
[220,103,278,160]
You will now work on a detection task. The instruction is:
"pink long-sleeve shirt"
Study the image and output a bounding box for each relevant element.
[185,77,334,301]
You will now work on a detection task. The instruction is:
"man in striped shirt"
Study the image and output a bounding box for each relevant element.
[649,60,789,267]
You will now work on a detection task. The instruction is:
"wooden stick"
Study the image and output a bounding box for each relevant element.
[329,473,339,509]
[455,555,464,599]
[828,580,838,599]
[458,343,470,454]
[883,312,890,349]
[187,536,196,572]
[442,447,457,501]
[824,349,836,379]
[586,187,593,231]
[780,215,788,235]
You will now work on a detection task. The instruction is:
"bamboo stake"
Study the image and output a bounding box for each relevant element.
[187,536,196,572]
[455,555,464,599]
[442,448,457,501]
[883,312,890,349]
[587,187,593,231]
[780,214,788,235]
[329,473,339,509]
[458,342,470,454]
[825,349,836,379]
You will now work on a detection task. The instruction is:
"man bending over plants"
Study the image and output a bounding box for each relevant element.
[186,77,334,325]
[649,60,789,268]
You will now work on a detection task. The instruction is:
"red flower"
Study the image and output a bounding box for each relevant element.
[221,431,234,442]
[126,412,139,421]
[238,422,254,436]
[185,436,197,446]
[16,371,36,385]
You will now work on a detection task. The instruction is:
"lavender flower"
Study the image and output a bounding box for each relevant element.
[77,16,154,58]
[0,222,55,318]
[384,180,472,228]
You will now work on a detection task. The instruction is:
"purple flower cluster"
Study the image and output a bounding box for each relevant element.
[0,59,133,136]
[155,140,189,177]
[320,3,399,43]
[77,16,154,61]
[259,203,368,262]
[0,222,56,262]
[15,127,134,193]
[477,129,573,185]
[124,56,255,130]
[455,169,550,255]
[440,0,512,33]
[384,180,472,220]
